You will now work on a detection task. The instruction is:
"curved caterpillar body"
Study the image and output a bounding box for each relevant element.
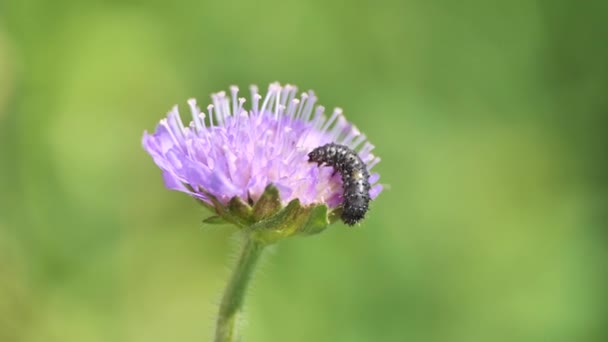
[308,143,371,225]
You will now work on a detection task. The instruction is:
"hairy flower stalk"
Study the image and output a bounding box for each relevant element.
[214,235,263,342]
[142,83,383,341]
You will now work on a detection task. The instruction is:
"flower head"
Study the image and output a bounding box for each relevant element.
[142,83,382,237]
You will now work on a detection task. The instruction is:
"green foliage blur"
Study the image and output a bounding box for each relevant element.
[1,1,606,341]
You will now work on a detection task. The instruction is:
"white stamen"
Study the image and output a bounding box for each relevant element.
[187,98,204,132]
[212,93,224,125]
[250,85,260,115]
[321,108,342,132]
[368,157,381,170]
[301,91,317,122]
[310,106,326,128]
[296,92,308,119]
[160,108,185,153]
[286,98,299,118]
[276,104,286,131]
[260,83,279,115]
[274,85,282,119]
[360,142,375,156]
[168,106,186,139]
[207,104,214,127]
[328,115,347,140]
[350,133,367,150]
[341,124,360,145]
[237,97,246,116]
[198,112,207,128]
[280,85,291,109]
[285,84,297,107]
[222,95,231,121]
[214,91,231,123]
[159,119,179,146]
[230,86,239,116]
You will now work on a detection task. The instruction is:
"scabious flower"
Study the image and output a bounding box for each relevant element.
[142,83,382,240]
[143,83,384,340]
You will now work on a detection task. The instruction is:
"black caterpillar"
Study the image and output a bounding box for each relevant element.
[308,143,371,225]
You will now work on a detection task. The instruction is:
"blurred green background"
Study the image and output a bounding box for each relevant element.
[1,1,607,341]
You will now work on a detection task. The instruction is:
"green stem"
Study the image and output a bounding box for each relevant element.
[214,234,265,342]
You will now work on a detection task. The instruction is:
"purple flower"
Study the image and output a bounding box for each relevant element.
[142,83,382,216]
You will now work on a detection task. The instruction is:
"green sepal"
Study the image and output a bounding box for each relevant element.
[192,187,252,228]
[252,184,282,221]
[202,215,228,225]
[228,196,255,226]
[248,200,331,245]
[208,196,247,228]
[298,204,331,236]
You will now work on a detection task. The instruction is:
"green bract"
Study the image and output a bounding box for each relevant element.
[201,184,341,244]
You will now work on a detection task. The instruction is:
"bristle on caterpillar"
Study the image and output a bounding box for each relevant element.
[308,143,371,225]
